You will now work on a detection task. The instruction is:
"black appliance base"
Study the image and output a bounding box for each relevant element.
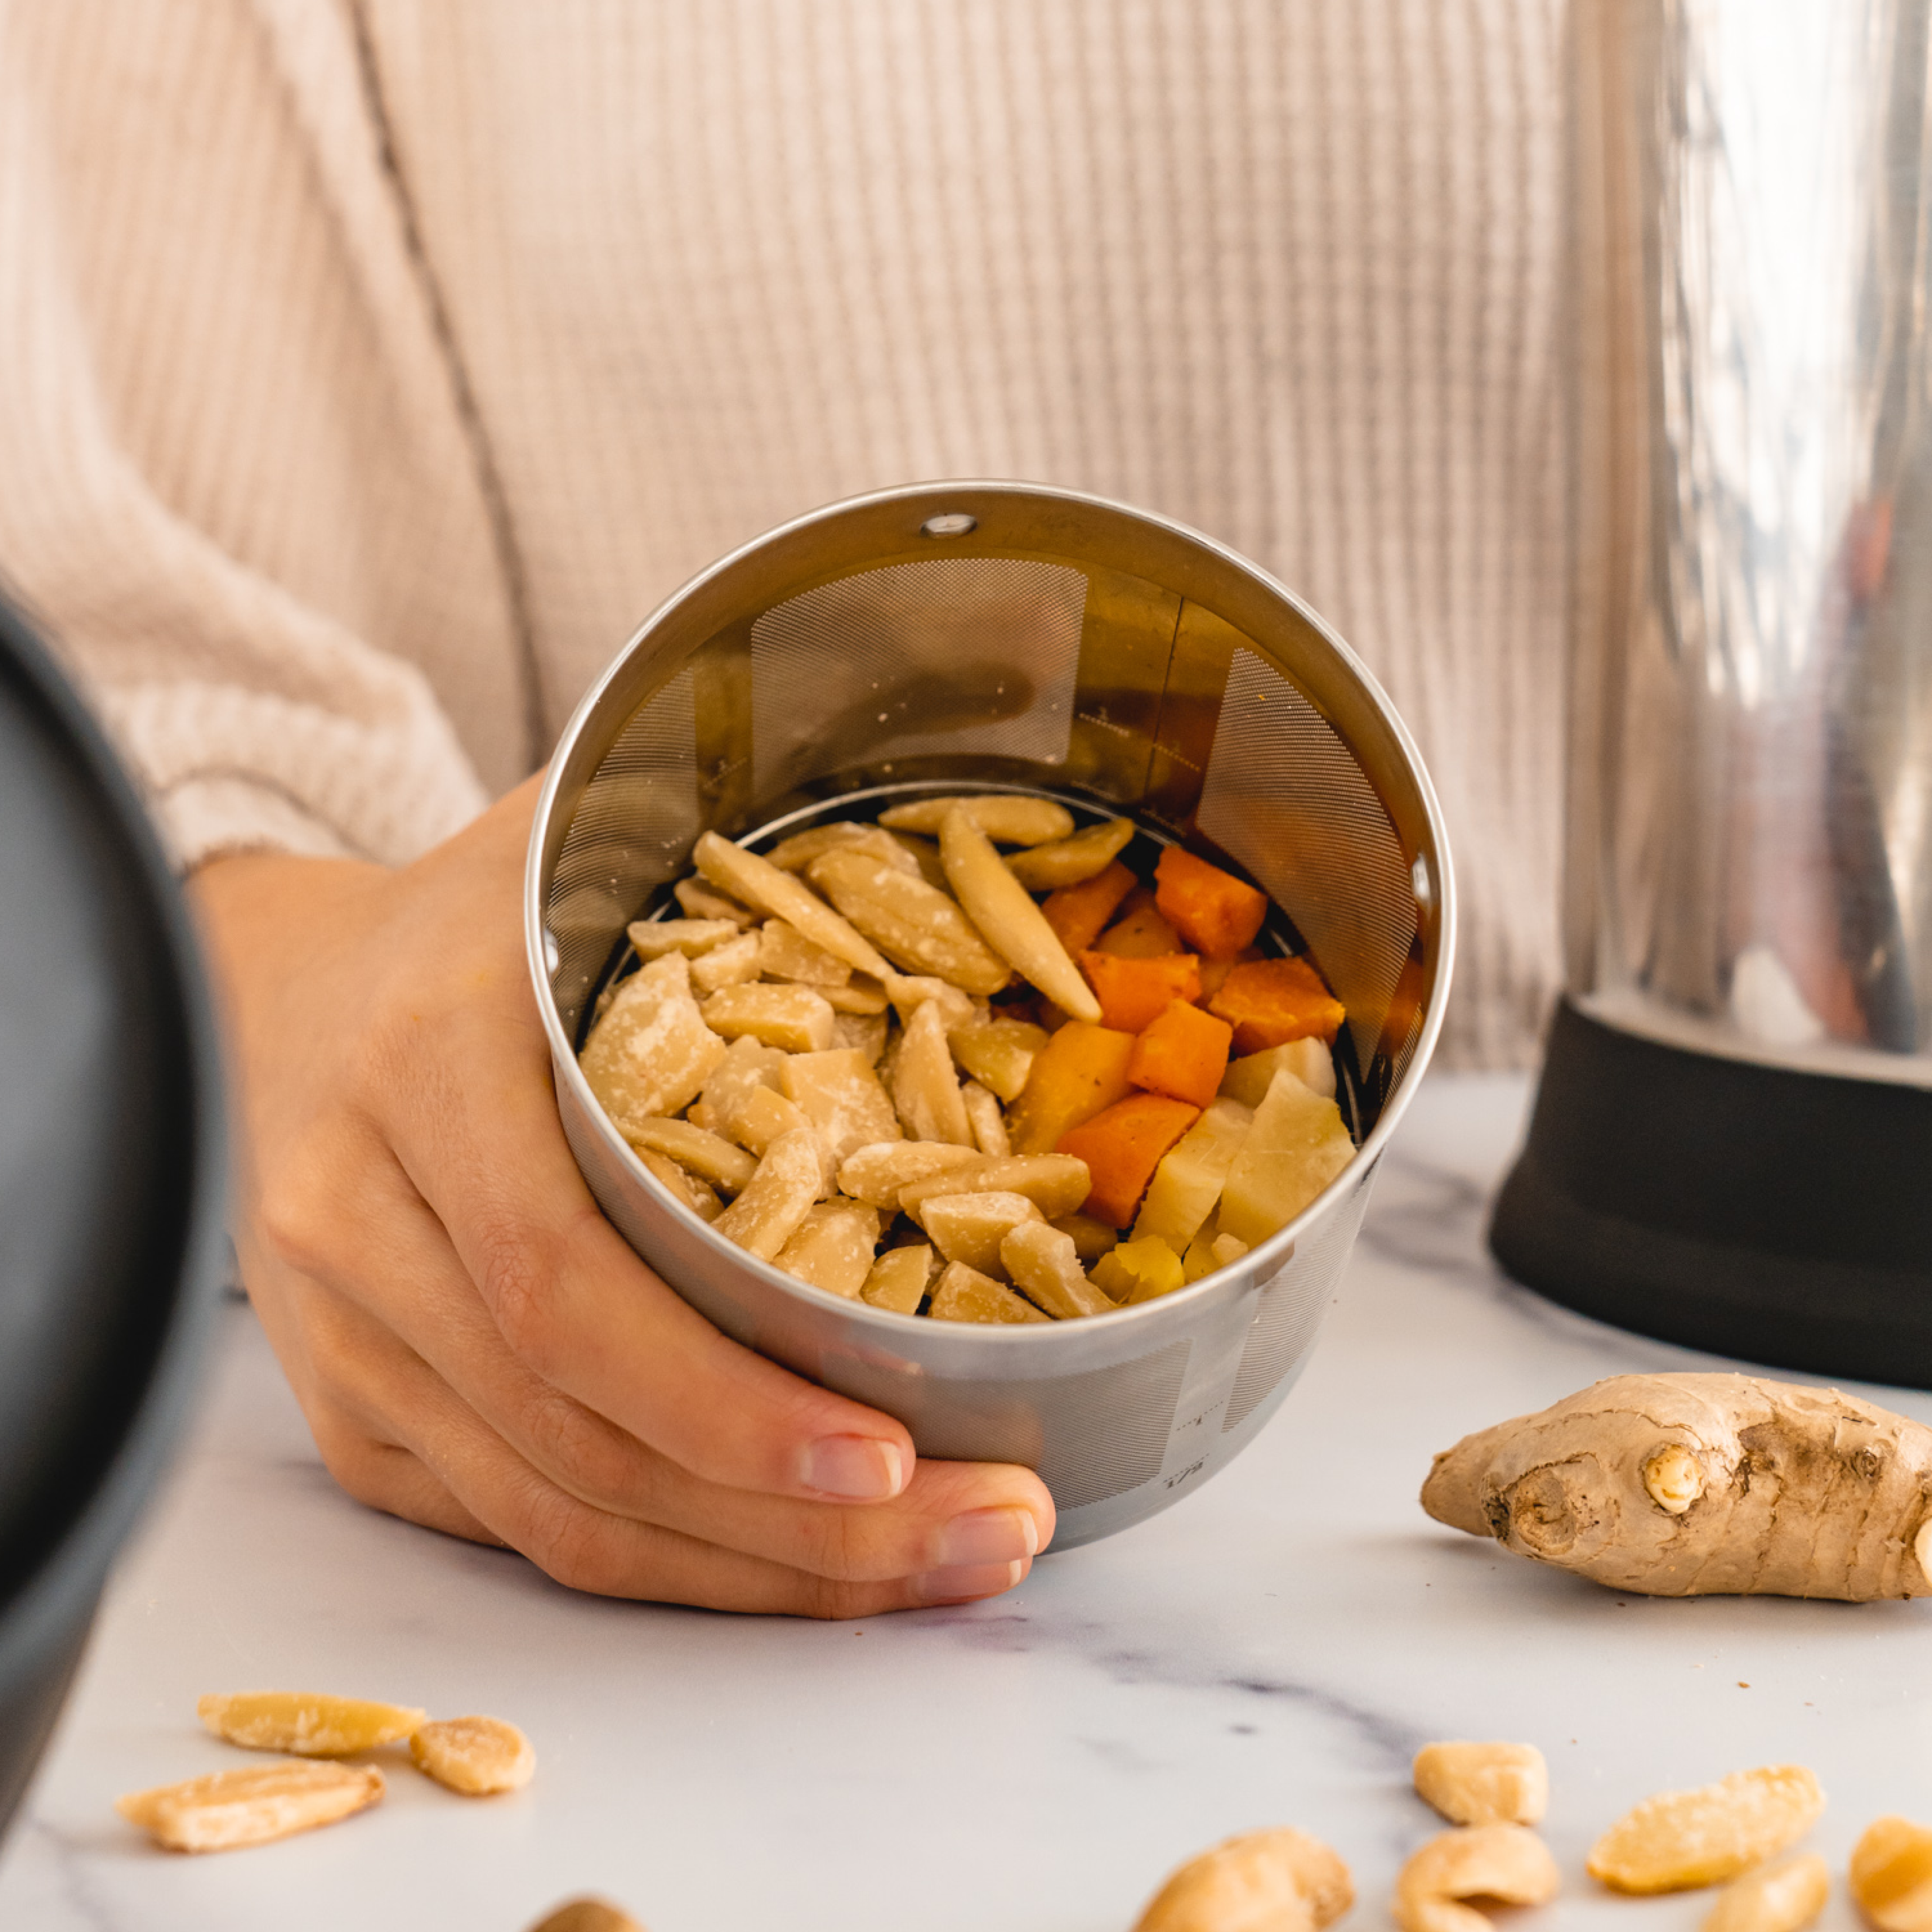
[1491,999,1932,1388]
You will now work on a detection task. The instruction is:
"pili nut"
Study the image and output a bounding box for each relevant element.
[1851,1816,1932,1932]
[1413,1741,1549,1827]
[1588,1765,1825,1893]
[197,1690,426,1756]
[1704,1854,1830,1932]
[116,1759,384,1854]
[409,1715,536,1795]
[1393,1824,1561,1932]
[526,1899,649,1932]
[1133,1827,1353,1932]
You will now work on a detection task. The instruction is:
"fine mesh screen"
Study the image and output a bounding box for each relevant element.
[749,557,1086,799]
[1196,649,1418,1071]
[1034,1338,1193,1510]
[1221,1187,1371,1432]
[546,666,697,1036]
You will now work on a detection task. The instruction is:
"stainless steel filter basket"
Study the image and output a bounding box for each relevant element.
[527,482,1454,1547]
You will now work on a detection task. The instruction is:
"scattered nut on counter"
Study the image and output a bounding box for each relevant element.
[1412,1741,1548,1828]
[579,796,1356,1322]
[411,1715,537,1795]
[1132,1826,1353,1932]
[114,1759,384,1854]
[1850,1817,1932,1932]
[1393,1823,1560,1932]
[1587,1765,1825,1893]
[1704,1854,1830,1932]
[526,1900,648,1932]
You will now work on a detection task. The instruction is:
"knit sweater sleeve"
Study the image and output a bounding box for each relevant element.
[0,0,525,870]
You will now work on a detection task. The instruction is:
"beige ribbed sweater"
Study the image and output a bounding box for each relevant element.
[0,0,1565,1067]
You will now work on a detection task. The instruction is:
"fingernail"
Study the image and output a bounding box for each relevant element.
[911,1559,1026,1605]
[801,1436,905,1501]
[931,1506,1040,1569]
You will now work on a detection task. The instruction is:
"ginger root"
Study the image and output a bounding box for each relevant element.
[1421,1373,1932,1599]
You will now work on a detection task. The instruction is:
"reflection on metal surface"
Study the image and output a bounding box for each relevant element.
[1569,0,1932,1084]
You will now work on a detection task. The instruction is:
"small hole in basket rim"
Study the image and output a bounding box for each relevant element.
[920,511,978,538]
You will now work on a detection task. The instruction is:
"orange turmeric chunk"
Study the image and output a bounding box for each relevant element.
[1127,1000,1234,1109]
[1042,861,1137,954]
[1154,847,1269,956]
[1006,1022,1137,1155]
[1208,957,1346,1052]
[1057,1092,1202,1227]
[1078,951,1202,1034]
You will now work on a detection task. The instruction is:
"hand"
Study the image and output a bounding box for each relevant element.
[189,778,1053,1615]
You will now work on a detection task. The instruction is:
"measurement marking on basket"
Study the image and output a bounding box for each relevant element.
[1165,1459,1206,1489]
[1076,708,1136,741]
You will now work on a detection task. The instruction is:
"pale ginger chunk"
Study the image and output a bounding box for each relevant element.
[409,1716,535,1796]
[1135,1826,1354,1932]
[577,952,727,1132]
[939,807,1101,1022]
[1220,1037,1336,1106]
[689,928,762,995]
[766,821,918,876]
[1588,1766,1824,1893]
[710,1130,824,1260]
[891,996,974,1145]
[622,1118,757,1193]
[1394,1825,1560,1932]
[950,1016,1049,1103]
[886,829,950,889]
[702,981,837,1053]
[880,794,1075,845]
[1051,1212,1119,1264]
[837,1139,984,1207]
[831,1011,889,1064]
[808,848,1011,995]
[674,876,757,926]
[1005,815,1136,890]
[962,1080,1010,1157]
[822,975,890,1015]
[883,973,980,1030]
[1413,1742,1549,1828]
[773,1199,881,1298]
[635,1147,723,1221]
[758,918,852,988]
[1001,1220,1114,1319]
[691,1033,788,1138]
[920,1190,1043,1276]
[197,1690,425,1757]
[1181,1220,1224,1283]
[1851,1817,1932,1932]
[626,917,740,960]
[1133,1097,1254,1250]
[117,1760,384,1854]
[781,1048,901,1162]
[861,1244,934,1314]
[1209,1232,1250,1268]
[897,1153,1093,1222]
[728,1087,835,1188]
[926,1259,1050,1324]
[692,829,892,979]
[1705,1855,1829,1932]
[1217,1067,1354,1247]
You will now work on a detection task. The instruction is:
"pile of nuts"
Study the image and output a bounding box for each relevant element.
[115,1690,532,1854]
[577,795,1356,1322]
[1136,1745,1929,1932]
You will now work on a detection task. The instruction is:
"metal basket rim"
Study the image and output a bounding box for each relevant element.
[525,478,1458,1342]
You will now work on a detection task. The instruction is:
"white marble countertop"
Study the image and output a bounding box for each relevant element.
[5,1073,1929,1932]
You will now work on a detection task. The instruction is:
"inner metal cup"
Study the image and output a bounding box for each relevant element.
[527,481,1454,1548]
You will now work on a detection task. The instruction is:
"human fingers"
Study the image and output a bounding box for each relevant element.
[308,1285,1032,1616]
[301,1143,1054,1583]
